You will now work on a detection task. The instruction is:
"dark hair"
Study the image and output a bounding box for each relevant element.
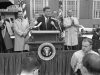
[82,37,92,45]
[43,7,50,12]
[21,56,41,72]
[82,53,100,74]
[96,28,100,32]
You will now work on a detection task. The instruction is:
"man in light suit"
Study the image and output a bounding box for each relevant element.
[13,11,29,52]
[71,38,99,75]
[64,10,80,50]
[36,7,58,30]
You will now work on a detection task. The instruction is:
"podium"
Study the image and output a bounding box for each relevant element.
[26,30,64,51]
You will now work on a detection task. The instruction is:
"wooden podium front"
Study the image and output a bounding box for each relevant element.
[26,30,64,51]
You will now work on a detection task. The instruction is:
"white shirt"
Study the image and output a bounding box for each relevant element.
[71,50,99,72]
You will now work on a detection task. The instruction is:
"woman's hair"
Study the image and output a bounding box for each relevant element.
[82,53,100,74]
[21,56,41,72]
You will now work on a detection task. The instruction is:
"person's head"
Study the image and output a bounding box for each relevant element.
[96,28,100,35]
[82,38,92,53]
[52,11,58,18]
[67,10,73,17]
[1,13,5,20]
[17,11,23,19]
[43,7,51,17]
[34,13,39,20]
[81,53,100,75]
[21,56,41,73]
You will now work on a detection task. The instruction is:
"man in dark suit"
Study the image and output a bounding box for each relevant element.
[0,14,6,53]
[92,28,100,50]
[92,28,100,41]
[36,7,58,30]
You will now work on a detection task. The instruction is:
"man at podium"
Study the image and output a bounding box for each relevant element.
[35,7,58,30]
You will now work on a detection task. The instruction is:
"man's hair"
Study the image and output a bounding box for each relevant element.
[82,37,93,45]
[82,53,100,74]
[43,7,50,12]
[96,28,100,32]
[21,56,41,72]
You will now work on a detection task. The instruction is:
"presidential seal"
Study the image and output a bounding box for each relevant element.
[38,42,56,61]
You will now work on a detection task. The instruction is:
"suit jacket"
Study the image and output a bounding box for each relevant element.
[37,15,57,30]
[92,32,100,41]
[92,32,100,50]
[0,23,6,52]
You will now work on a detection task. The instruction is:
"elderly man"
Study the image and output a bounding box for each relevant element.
[71,38,99,75]
[13,11,30,52]
[64,10,80,50]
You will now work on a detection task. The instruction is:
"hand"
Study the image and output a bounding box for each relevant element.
[22,32,27,37]
[51,21,55,25]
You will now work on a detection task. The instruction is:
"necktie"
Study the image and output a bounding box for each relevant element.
[46,17,49,30]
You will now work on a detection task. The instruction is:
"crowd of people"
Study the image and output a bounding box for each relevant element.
[0,6,82,52]
[0,6,100,53]
[0,6,100,75]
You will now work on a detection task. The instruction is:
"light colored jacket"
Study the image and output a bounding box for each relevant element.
[13,18,29,51]
[64,17,79,46]
[71,50,99,73]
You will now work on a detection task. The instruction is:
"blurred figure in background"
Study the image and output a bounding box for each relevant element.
[1,13,13,52]
[92,28,100,53]
[0,13,6,53]
[52,11,64,40]
[81,53,100,75]
[13,11,30,52]
[92,28,100,41]
[30,13,39,25]
[20,56,41,75]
